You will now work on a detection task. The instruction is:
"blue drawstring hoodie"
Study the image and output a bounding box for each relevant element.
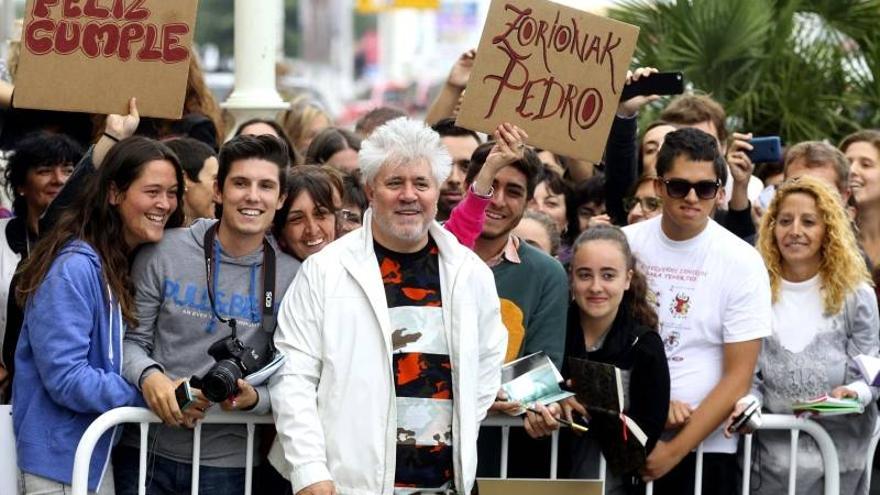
[12,240,144,492]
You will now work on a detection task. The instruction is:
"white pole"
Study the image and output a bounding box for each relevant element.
[223,0,288,132]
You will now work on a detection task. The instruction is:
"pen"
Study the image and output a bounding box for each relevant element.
[525,407,589,433]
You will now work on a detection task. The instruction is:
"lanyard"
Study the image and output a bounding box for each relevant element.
[202,223,277,338]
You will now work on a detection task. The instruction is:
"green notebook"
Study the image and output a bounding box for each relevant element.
[792,395,864,416]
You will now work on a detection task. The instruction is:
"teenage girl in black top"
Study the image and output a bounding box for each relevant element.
[525,225,670,495]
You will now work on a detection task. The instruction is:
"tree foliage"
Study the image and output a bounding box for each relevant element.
[608,0,880,144]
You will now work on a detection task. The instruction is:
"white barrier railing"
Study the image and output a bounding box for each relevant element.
[72,409,844,495]
[71,407,274,495]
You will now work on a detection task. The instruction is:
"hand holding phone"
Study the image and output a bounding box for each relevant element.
[747,136,783,164]
[621,72,684,101]
[175,381,195,411]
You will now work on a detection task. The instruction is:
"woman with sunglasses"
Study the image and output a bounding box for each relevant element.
[725,176,878,495]
[625,175,662,225]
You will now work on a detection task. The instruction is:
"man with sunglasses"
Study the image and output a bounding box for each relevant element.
[624,128,771,495]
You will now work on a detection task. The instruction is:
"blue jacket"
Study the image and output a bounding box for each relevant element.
[13,240,144,491]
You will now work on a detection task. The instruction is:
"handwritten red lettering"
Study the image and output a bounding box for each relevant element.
[62,0,82,18]
[162,24,190,63]
[124,0,149,21]
[53,21,80,54]
[82,22,120,57]
[83,0,110,19]
[118,22,144,60]
[33,0,60,18]
[22,0,188,64]
[24,19,54,54]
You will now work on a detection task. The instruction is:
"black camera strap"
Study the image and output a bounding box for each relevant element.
[202,223,277,339]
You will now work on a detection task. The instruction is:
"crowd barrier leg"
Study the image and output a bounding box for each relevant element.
[693,443,704,495]
[138,422,149,495]
[741,433,753,495]
[788,429,799,495]
[499,425,509,479]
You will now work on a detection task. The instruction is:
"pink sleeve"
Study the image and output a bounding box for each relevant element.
[443,191,490,249]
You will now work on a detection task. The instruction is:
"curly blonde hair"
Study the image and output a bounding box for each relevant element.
[758,175,871,314]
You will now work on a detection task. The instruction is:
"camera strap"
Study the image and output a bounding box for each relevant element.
[202,223,277,339]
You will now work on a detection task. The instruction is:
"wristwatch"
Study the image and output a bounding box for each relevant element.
[470,182,494,199]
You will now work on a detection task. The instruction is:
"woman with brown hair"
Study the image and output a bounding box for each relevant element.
[12,136,185,494]
[841,129,880,267]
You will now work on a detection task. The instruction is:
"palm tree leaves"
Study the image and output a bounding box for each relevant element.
[608,0,880,143]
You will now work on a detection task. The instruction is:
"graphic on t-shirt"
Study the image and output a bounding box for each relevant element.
[670,292,691,318]
[500,298,525,362]
[376,240,453,493]
[663,329,682,354]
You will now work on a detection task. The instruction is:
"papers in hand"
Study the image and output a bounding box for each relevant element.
[855,354,880,387]
[792,394,864,416]
[244,351,286,386]
[501,351,574,414]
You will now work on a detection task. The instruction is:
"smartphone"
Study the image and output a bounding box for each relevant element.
[728,400,760,433]
[621,72,684,100]
[747,136,783,164]
[175,381,195,411]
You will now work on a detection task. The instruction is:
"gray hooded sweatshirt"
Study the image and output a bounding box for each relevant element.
[121,218,300,467]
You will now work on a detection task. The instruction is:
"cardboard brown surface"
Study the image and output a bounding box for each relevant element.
[477,478,604,495]
[456,0,639,162]
[14,0,199,119]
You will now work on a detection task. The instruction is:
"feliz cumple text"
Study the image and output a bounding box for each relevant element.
[484,4,624,140]
[24,0,189,63]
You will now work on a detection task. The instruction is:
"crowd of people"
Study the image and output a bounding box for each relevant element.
[1,40,879,495]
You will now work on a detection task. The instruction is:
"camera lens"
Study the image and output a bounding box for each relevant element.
[201,359,243,402]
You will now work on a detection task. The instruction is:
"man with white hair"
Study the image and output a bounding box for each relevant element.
[268,117,508,495]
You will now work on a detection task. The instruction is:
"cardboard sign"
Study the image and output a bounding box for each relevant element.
[13,0,199,119]
[456,0,639,162]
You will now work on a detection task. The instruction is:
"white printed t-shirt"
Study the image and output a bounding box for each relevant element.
[624,216,772,453]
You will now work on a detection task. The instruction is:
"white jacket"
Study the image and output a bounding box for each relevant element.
[268,210,507,495]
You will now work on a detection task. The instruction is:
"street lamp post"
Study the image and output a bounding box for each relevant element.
[222,0,288,135]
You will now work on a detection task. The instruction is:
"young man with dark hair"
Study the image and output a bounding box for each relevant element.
[164,137,219,225]
[117,134,300,494]
[467,143,570,478]
[432,117,482,221]
[624,128,771,494]
[660,94,760,239]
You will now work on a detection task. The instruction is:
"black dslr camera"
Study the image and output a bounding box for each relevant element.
[192,335,268,403]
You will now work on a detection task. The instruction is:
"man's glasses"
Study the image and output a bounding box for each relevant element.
[338,209,362,226]
[624,196,662,212]
[661,178,721,200]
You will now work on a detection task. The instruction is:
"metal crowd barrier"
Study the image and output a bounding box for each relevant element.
[72,409,845,495]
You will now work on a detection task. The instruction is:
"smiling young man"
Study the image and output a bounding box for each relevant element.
[117,135,301,494]
[466,142,569,479]
[268,117,506,495]
[623,128,771,495]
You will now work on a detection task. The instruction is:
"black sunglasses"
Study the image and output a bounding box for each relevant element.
[661,178,721,200]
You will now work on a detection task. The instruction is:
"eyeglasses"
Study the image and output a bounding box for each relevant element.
[661,178,721,199]
[337,209,362,226]
[623,196,662,212]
